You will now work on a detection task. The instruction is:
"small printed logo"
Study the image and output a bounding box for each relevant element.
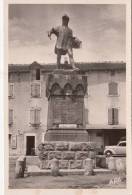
[109,177,121,185]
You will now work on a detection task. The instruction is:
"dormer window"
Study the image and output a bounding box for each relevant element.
[36,69,40,80]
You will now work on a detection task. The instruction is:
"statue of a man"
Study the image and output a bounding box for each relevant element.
[48,14,79,70]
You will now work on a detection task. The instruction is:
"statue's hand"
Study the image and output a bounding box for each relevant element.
[48,31,51,40]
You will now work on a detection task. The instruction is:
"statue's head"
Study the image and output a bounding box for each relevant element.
[62,14,69,25]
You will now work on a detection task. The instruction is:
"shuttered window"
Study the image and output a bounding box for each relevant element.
[9,109,13,125]
[9,84,14,98]
[11,134,17,149]
[31,69,40,81]
[31,83,40,97]
[109,82,118,95]
[113,108,118,124]
[31,70,36,81]
[30,109,40,125]
[108,108,118,125]
[36,69,40,80]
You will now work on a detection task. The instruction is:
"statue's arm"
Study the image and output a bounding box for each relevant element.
[48,27,59,39]
[48,28,54,39]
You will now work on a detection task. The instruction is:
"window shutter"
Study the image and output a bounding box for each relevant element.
[9,109,13,125]
[109,83,112,95]
[34,84,37,97]
[35,109,40,124]
[30,109,35,124]
[31,70,36,81]
[108,108,112,125]
[109,82,118,95]
[9,84,13,97]
[11,134,17,149]
[31,84,35,97]
[114,108,118,125]
[36,84,40,97]
[30,109,40,125]
[31,83,40,97]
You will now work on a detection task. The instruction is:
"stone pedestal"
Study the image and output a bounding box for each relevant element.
[45,69,88,142]
[45,129,89,142]
[51,158,60,176]
[107,157,116,171]
[15,156,26,178]
[84,158,94,176]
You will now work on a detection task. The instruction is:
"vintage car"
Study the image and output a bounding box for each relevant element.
[104,141,126,157]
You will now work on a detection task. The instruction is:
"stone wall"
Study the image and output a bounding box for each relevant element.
[37,141,96,169]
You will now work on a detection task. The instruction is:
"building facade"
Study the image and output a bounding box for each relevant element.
[8,62,126,156]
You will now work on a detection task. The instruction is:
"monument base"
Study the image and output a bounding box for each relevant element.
[37,141,97,169]
[44,129,89,142]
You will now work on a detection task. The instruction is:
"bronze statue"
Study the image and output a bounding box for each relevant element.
[48,14,81,70]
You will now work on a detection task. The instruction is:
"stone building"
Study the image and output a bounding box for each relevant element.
[8,61,126,156]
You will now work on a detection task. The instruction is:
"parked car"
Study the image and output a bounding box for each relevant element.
[104,141,126,157]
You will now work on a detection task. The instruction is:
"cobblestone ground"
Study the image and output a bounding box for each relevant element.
[9,159,126,189]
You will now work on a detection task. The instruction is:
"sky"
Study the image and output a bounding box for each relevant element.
[9,4,126,64]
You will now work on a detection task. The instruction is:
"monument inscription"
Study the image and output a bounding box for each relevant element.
[53,96,83,125]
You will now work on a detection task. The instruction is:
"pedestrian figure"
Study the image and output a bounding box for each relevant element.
[48,14,81,70]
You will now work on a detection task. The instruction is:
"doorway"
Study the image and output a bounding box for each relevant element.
[26,136,35,156]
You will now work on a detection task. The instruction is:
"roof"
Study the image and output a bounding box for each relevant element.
[8,61,126,73]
